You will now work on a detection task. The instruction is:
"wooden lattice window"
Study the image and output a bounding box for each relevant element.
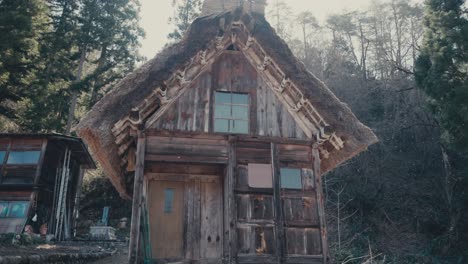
[214,91,249,134]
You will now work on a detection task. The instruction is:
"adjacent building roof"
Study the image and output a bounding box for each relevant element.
[0,133,96,169]
[76,8,377,198]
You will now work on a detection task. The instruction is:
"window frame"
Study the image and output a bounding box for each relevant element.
[213,91,250,134]
[0,201,30,219]
[247,163,273,189]
[280,168,303,190]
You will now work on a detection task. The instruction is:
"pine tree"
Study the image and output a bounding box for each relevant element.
[415,0,468,152]
[0,0,48,121]
[167,0,202,41]
[415,0,468,253]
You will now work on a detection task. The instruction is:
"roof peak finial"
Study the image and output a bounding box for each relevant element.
[201,0,266,16]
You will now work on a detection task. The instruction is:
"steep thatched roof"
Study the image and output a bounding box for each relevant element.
[77,9,377,198]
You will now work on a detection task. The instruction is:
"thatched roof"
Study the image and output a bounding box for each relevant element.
[76,9,377,198]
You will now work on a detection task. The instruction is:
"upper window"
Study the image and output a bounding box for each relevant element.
[214,91,249,134]
[280,168,302,189]
[6,151,41,165]
[0,151,5,163]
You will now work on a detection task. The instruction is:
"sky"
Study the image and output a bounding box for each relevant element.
[138,0,417,59]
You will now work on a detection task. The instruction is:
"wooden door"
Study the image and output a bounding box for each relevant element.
[147,174,223,262]
[148,180,185,258]
[200,180,223,260]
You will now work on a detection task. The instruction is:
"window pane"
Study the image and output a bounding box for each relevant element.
[0,202,8,218]
[214,119,230,133]
[231,120,248,134]
[214,104,231,119]
[280,168,302,189]
[7,201,29,218]
[7,151,41,164]
[232,93,249,104]
[248,163,273,188]
[0,151,5,163]
[164,189,174,214]
[232,105,248,119]
[215,92,231,104]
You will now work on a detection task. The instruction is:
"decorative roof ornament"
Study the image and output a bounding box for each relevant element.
[201,0,266,16]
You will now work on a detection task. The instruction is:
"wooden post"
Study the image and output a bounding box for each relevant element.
[128,131,146,264]
[271,143,284,263]
[224,137,237,263]
[312,144,329,264]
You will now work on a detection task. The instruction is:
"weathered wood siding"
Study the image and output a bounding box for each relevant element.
[151,51,307,140]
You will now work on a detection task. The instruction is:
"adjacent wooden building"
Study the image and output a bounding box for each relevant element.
[0,134,95,240]
[77,1,377,263]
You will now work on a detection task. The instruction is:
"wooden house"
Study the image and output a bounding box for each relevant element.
[0,134,95,240]
[77,1,377,263]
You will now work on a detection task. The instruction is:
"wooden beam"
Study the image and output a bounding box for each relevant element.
[225,137,237,263]
[128,131,146,264]
[312,144,328,264]
[271,143,285,263]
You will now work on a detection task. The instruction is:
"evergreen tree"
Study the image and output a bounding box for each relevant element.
[0,0,48,121]
[415,0,468,253]
[415,0,468,152]
[167,0,202,41]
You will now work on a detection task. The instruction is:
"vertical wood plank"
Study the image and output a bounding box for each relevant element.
[128,132,146,264]
[200,180,223,259]
[271,143,284,263]
[313,144,328,263]
[224,138,237,263]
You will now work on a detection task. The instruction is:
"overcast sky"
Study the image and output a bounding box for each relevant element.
[138,0,422,59]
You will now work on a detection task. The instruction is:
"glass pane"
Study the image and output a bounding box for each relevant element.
[7,151,41,164]
[214,104,231,119]
[215,92,231,104]
[164,189,174,214]
[214,119,229,133]
[7,201,29,218]
[0,151,5,163]
[231,120,248,134]
[0,202,8,218]
[248,163,273,188]
[232,93,249,104]
[280,168,302,189]
[232,105,249,119]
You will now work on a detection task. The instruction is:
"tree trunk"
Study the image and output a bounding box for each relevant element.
[65,48,86,135]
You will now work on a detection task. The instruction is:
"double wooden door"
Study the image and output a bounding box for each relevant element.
[147,174,223,262]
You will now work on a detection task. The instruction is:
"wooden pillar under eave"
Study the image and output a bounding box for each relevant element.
[312,144,329,264]
[225,137,237,264]
[128,131,146,264]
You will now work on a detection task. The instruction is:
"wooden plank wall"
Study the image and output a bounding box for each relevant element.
[145,136,228,164]
[150,51,307,140]
[235,141,323,264]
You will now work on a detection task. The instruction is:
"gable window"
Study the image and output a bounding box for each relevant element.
[280,168,302,189]
[248,163,272,188]
[214,91,249,134]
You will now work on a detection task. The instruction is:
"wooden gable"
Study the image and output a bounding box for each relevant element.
[149,51,307,140]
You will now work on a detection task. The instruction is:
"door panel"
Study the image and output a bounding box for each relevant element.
[148,180,184,258]
[200,180,223,259]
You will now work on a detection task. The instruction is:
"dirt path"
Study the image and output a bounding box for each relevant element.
[89,243,127,264]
